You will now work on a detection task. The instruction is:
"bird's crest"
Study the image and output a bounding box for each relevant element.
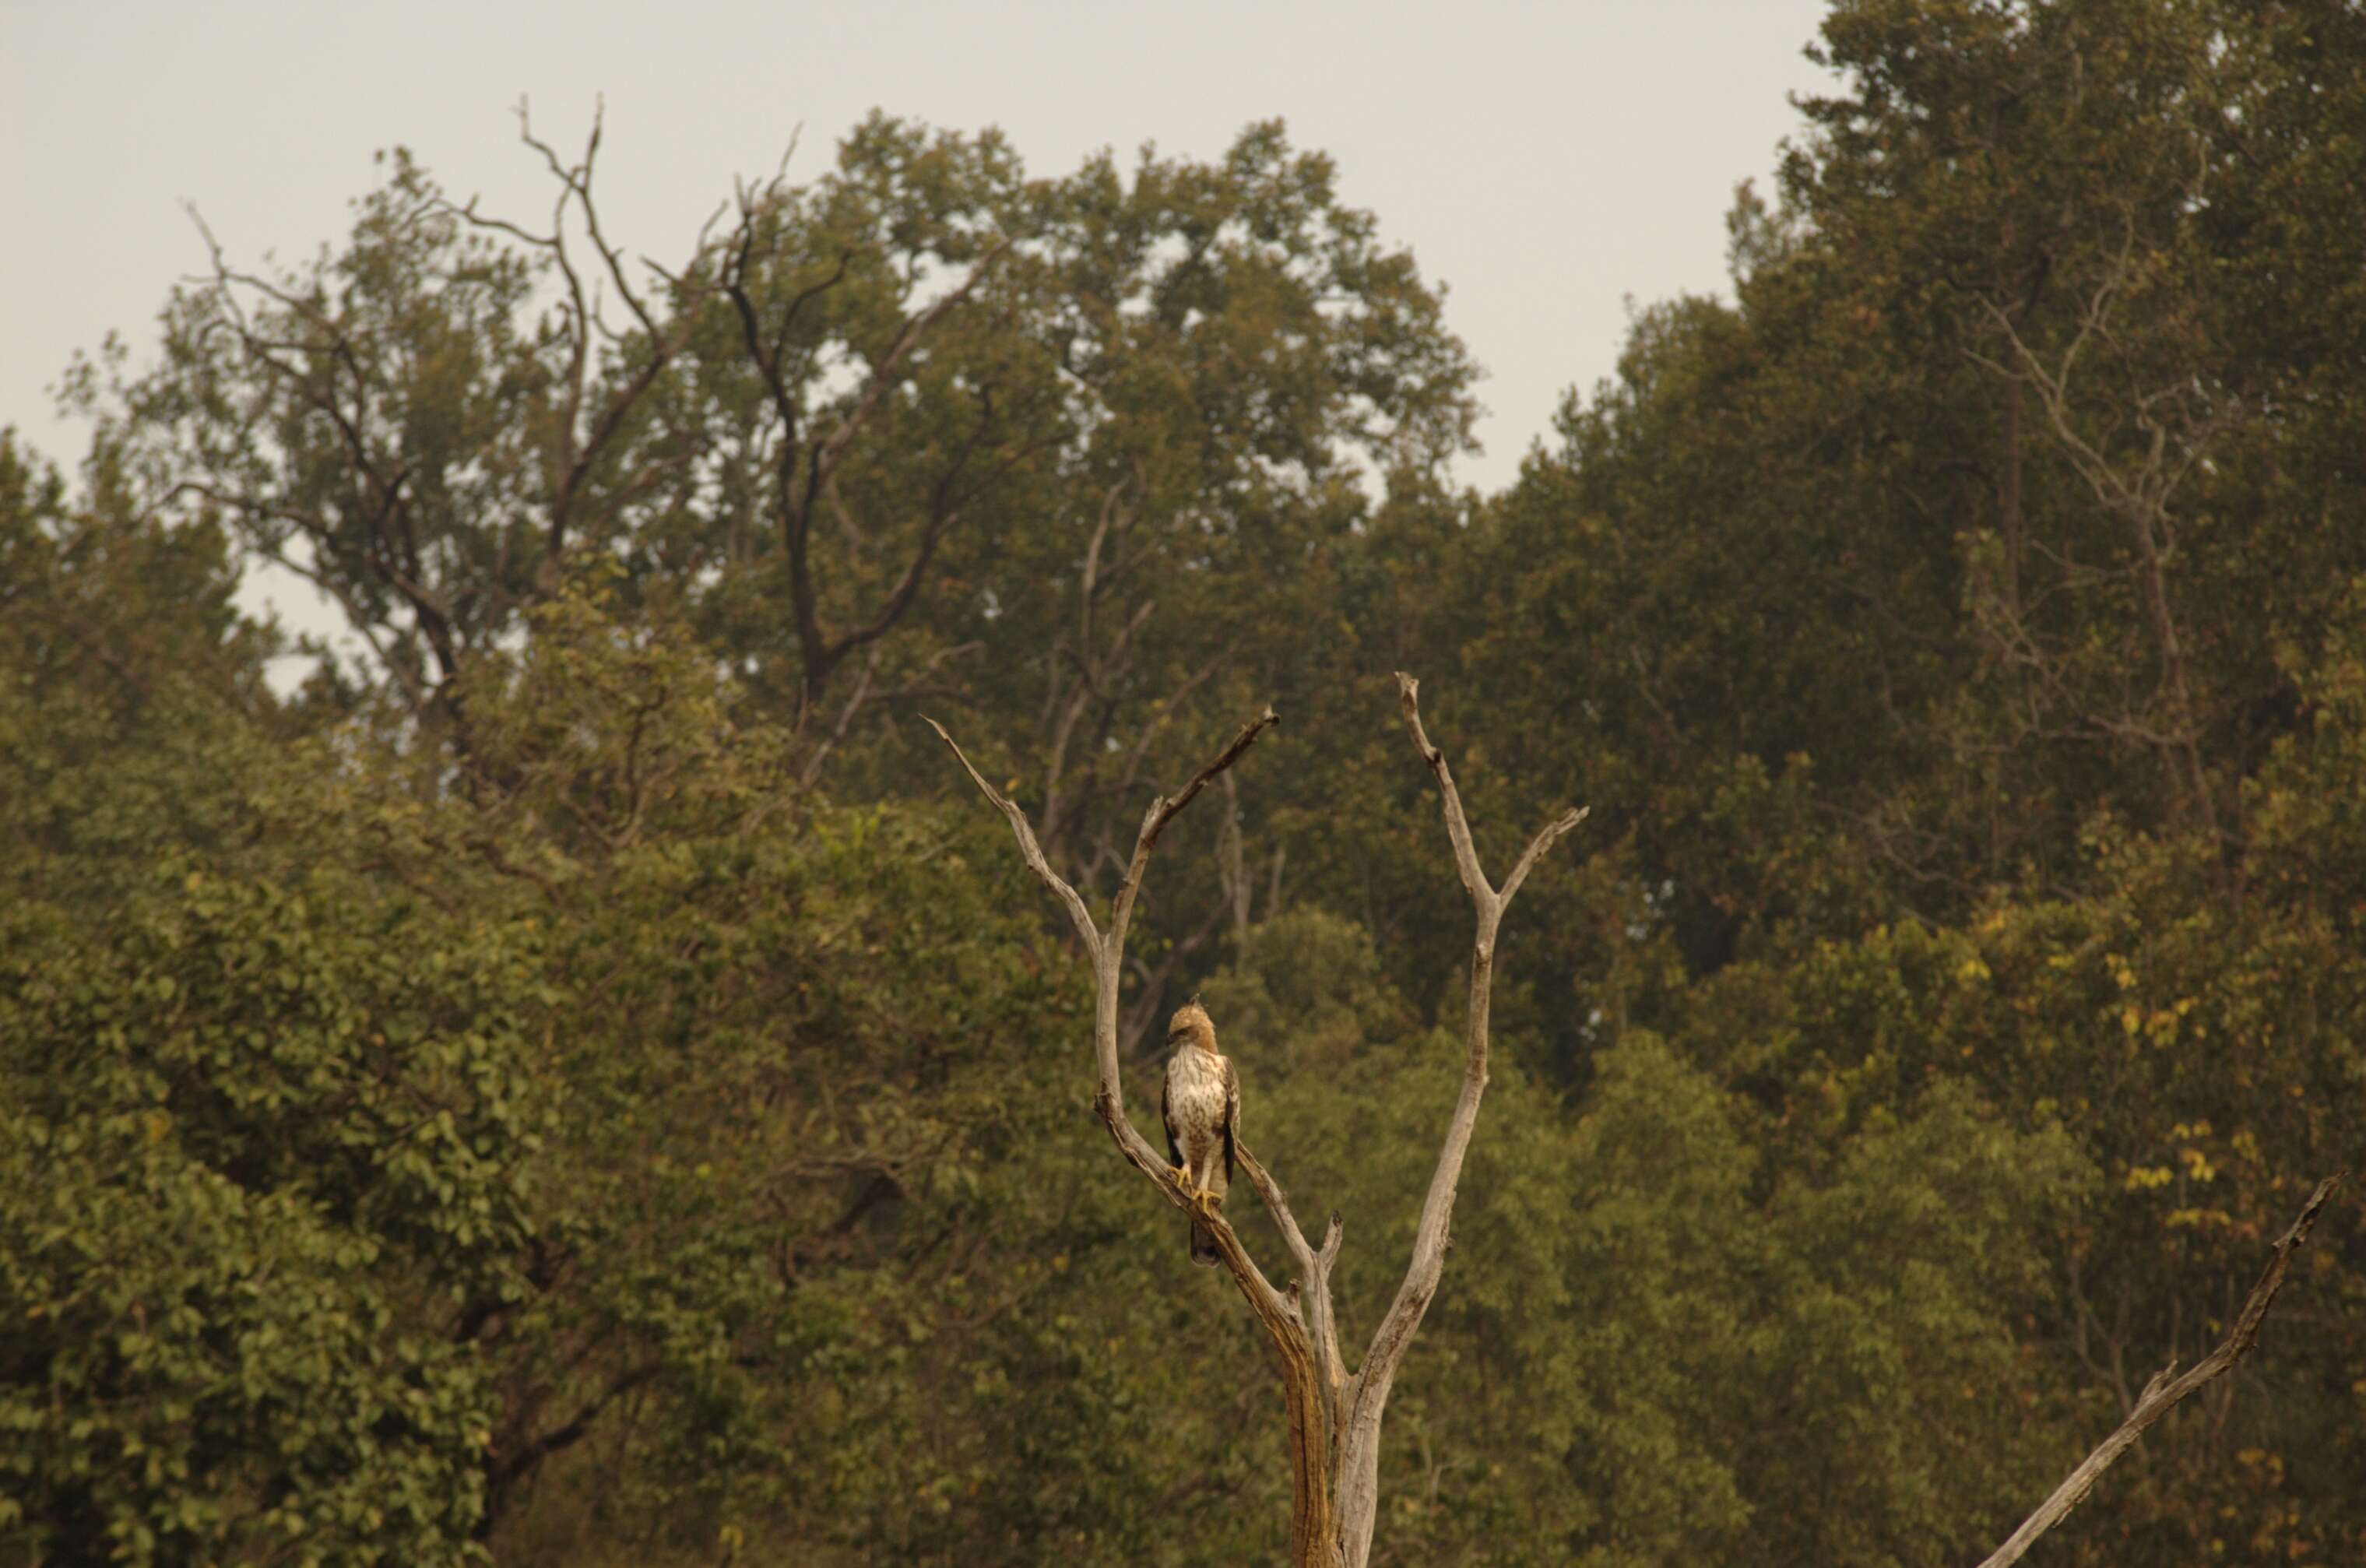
[1168,997,1217,1053]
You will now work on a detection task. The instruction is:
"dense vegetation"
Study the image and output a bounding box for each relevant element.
[5,2,2362,1562]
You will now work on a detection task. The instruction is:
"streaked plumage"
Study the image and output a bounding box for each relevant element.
[1160,999,1239,1267]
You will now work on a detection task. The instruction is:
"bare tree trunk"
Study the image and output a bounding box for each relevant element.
[933,705,1346,1563]
[1332,676,1584,1566]
[933,675,1584,1567]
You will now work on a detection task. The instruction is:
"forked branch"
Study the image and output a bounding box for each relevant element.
[928,706,1304,1274]
[933,703,1359,1566]
[1331,675,1585,1568]
[934,680,1584,1568]
[933,677,2328,1568]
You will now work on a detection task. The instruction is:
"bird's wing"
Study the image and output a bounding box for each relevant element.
[1221,1054,1240,1185]
[1161,1067,1183,1169]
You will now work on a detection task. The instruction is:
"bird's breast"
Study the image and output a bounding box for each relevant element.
[1165,1049,1228,1130]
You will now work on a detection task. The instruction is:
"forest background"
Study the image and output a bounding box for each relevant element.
[5,1,2364,1563]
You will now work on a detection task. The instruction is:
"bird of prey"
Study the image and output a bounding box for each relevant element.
[1161,997,1240,1267]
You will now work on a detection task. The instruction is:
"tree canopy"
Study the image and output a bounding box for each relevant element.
[7,3,2363,1562]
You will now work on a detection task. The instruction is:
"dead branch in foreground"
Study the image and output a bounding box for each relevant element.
[932,677,1581,1568]
[1978,1172,2343,1568]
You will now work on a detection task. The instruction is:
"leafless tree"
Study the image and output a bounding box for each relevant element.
[933,676,1582,1567]
[1969,204,2234,842]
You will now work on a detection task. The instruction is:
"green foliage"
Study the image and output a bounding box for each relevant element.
[1185,927,2091,1567]
[14,2,2366,1559]
[0,429,283,916]
[0,869,544,1565]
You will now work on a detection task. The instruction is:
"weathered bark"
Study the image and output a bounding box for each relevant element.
[1331,676,1585,1566]
[934,676,1583,1568]
[931,706,1342,1563]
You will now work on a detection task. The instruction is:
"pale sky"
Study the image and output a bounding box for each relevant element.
[4,0,1836,645]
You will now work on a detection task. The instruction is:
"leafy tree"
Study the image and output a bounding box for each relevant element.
[0,429,283,916]
[0,867,546,1565]
[354,579,1109,1552]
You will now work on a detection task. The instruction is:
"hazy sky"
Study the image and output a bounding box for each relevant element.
[5,0,1837,639]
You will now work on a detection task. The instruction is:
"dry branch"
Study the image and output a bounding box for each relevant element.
[1977,1173,2343,1568]
[930,705,1348,1560]
[1331,675,1585,1567]
[933,679,1581,1568]
[938,674,2330,1568]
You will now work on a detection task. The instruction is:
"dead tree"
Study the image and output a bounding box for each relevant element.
[933,674,1584,1568]
[1967,206,2232,844]
[935,682,2340,1566]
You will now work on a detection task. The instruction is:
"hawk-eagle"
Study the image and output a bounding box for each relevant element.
[1160,998,1239,1267]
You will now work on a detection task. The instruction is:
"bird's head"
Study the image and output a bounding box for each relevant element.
[1167,996,1218,1055]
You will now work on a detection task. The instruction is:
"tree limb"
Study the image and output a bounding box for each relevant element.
[1976,1173,2343,1568]
[931,705,1356,1564]
[1334,673,1585,1568]
[936,682,1582,1568]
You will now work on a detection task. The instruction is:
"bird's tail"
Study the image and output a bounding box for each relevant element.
[1190,1219,1221,1267]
